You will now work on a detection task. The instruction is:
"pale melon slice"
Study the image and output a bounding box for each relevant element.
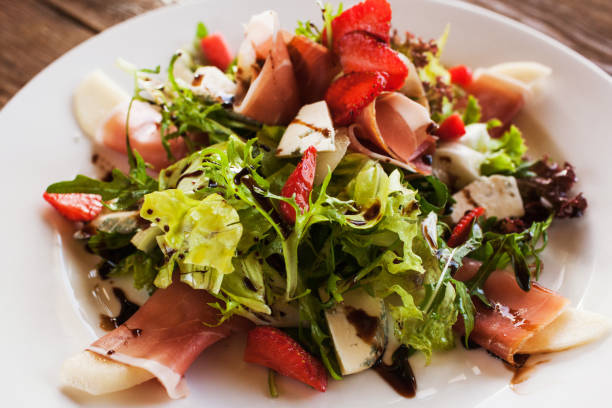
[73,70,129,140]
[519,308,612,354]
[61,351,153,395]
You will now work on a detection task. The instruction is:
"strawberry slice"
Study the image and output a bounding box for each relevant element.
[244,326,327,392]
[437,113,466,141]
[280,146,317,224]
[43,192,103,222]
[448,207,486,247]
[327,0,392,49]
[325,71,388,126]
[448,65,473,87]
[201,32,234,71]
[337,32,408,91]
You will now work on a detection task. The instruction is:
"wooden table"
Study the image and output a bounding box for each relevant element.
[1,0,610,108]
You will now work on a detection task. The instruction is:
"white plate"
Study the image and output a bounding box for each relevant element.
[1,0,611,406]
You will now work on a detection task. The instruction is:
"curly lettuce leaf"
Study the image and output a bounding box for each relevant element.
[140,190,242,291]
[481,125,527,175]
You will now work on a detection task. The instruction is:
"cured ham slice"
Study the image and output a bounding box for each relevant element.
[234,29,301,125]
[465,71,527,137]
[454,259,568,365]
[86,281,252,398]
[287,35,340,104]
[97,100,187,170]
[353,92,435,174]
[347,124,423,173]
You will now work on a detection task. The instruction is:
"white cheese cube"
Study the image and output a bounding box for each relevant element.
[450,175,525,223]
[190,66,237,103]
[276,101,336,157]
[433,142,486,190]
[325,288,386,375]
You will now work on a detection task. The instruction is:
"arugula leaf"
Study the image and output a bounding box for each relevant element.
[298,294,342,380]
[451,278,475,344]
[467,214,553,300]
[109,250,161,294]
[46,150,158,211]
[409,175,452,215]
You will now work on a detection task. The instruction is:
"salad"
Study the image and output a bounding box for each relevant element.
[45,0,610,400]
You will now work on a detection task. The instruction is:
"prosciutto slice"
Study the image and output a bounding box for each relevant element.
[465,71,528,137]
[97,100,187,169]
[353,92,435,174]
[455,259,568,365]
[287,35,340,104]
[234,29,301,125]
[87,280,252,398]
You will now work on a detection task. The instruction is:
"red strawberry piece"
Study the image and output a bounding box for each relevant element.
[436,113,466,141]
[325,71,388,126]
[280,146,317,224]
[337,32,408,91]
[448,65,473,87]
[201,32,234,71]
[43,192,103,222]
[326,0,392,49]
[244,326,327,392]
[448,207,486,247]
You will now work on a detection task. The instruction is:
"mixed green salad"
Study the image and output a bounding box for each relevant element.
[47,0,588,395]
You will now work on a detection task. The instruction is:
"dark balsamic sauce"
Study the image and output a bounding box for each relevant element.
[99,288,140,331]
[234,168,291,238]
[176,170,204,185]
[374,346,417,398]
[191,73,204,87]
[345,307,379,343]
[363,200,381,221]
[291,118,332,138]
[243,277,257,292]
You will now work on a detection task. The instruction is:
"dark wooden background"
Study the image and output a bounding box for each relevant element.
[1,0,610,108]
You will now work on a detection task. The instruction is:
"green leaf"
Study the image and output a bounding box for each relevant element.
[46,166,158,211]
[409,175,451,215]
[481,125,527,175]
[110,251,160,294]
[196,22,208,39]
[141,190,243,291]
[451,278,475,345]
[462,95,481,125]
[295,20,320,42]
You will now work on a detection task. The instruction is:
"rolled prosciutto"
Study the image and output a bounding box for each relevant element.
[287,35,340,104]
[455,259,568,365]
[97,100,187,169]
[352,92,435,174]
[86,281,252,398]
[465,71,528,137]
[234,12,300,125]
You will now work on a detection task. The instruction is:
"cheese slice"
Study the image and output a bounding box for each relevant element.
[190,66,237,103]
[314,127,350,185]
[450,175,524,223]
[325,288,386,375]
[433,142,486,190]
[276,101,336,157]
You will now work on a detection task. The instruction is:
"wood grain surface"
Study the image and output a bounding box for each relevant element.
[0,0,610,107]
